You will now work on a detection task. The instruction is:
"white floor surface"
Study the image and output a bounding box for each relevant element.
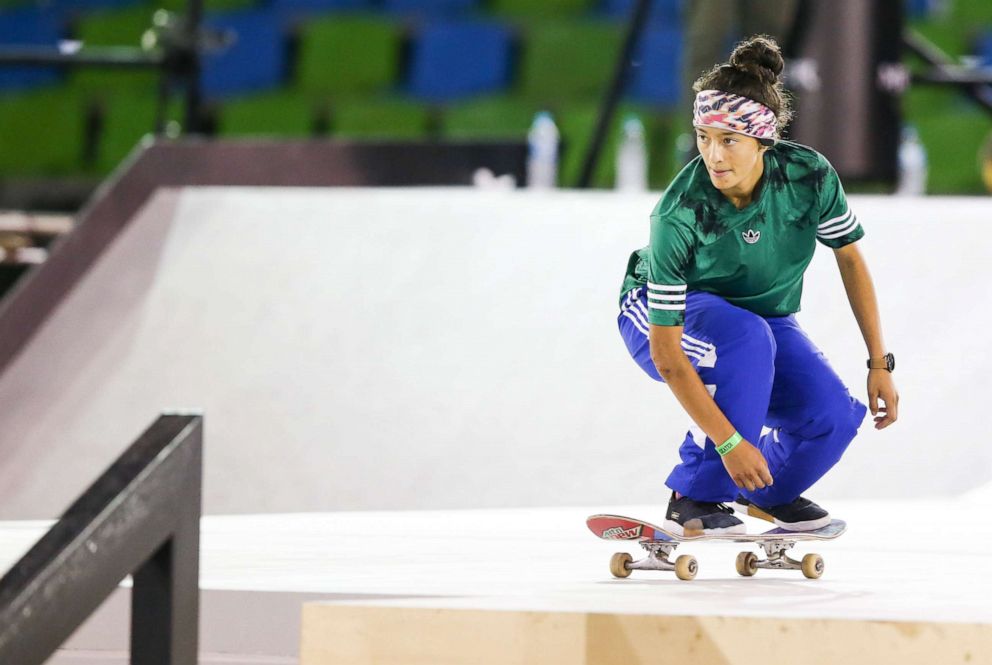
[1,498,989,642]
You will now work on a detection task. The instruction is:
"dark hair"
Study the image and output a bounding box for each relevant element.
[692,35,793,139]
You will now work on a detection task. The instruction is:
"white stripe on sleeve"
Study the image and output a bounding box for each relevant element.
[818,215,860,239]
[647,282,687,292]
[818,208,852,230]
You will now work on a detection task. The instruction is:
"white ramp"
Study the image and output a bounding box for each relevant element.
[0,189,988,518]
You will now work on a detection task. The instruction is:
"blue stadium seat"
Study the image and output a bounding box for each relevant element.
[601,0,681,24]
[50,0,145,11]
[408,21,513,101]
[0,7,63,91]
[905,0,938,20]
[626,25,681,107]
[977,31,992,66]
[270,0,371,18]
[384,0,478,18]
[202,10,286,98]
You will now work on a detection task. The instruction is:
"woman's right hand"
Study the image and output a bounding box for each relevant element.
[721,440,774,492]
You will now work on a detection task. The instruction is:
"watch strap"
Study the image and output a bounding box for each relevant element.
[867,353,894,371]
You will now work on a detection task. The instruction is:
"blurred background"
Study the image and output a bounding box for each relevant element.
[0,0,990,294]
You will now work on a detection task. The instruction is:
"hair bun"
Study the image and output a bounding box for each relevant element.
[729,36,784,85]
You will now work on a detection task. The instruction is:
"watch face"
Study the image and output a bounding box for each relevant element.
[886,353,895,371]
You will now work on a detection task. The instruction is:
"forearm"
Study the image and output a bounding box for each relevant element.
[650,337,737,445]
[836,248,886,357]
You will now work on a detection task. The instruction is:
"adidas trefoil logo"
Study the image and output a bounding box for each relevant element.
[742,229,761,244]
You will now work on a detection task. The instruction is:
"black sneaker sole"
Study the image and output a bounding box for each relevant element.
[663,518,747,537]
[732,501,831,532]
[732,500,776,523]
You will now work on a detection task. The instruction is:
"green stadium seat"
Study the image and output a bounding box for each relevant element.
[906,2,992,63]
[518,20,623,103]
[330,98,429,138]
[295,16,401,98]
[556,103,606,187]
[639,106,679,188]
[490,0,593,19]
[557,103,676,189]
[904,87,991,194]
[90,93,170,175]
[69,7,159,94]
[0,87,86,176]
[158,0,259,11]
[442,96,537,138]
[948,1,992,25]
[216,91,317,137]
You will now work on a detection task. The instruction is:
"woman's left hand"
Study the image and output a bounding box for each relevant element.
[867,370,899,430]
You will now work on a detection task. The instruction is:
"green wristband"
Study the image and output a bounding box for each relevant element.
[716,431,743,457]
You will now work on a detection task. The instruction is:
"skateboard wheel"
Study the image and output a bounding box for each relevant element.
[675,555,698,581]
[736,551,758,577]
[610,552,633,578]
[801,553,824,579]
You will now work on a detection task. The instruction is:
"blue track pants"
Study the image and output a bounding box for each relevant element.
[618,289,868,506]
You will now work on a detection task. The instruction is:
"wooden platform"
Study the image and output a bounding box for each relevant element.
[301,608,990,665]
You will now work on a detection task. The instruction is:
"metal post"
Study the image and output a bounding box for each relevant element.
[184,0,205,133]
[131,419,201,665]
[576,0,652,188]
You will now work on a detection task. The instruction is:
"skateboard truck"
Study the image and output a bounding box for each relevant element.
[611,541,699,581]
[736,541,824,578]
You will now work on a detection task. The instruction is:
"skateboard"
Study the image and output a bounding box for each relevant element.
[586,513,846,581]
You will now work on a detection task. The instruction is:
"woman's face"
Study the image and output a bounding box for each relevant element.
[694,126,766,194]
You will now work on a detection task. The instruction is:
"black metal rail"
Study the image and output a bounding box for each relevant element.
[0,414,203,665]
[576,0,652,188]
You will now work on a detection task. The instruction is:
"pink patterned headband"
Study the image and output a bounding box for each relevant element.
[693,89,778,143]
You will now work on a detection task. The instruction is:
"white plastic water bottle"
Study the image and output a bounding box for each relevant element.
[896,124,927,196]
[526,111,559,189]
[616,114,648,192]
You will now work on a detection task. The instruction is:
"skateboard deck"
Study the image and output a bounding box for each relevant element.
[586,513,846,580]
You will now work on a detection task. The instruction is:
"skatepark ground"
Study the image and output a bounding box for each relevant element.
[0,497,989,664]
[0,188,989,663]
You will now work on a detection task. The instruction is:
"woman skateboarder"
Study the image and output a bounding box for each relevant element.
[618,35,899,536]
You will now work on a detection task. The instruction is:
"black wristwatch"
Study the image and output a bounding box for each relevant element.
[867,353,895,372]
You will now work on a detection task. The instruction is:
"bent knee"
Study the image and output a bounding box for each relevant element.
[734,313,776,359]
[821,395,868,440]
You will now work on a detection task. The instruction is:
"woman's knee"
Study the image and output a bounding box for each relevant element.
[723,312,776,367]
[818,394,869,442]
[842,397,869,437]
[689,294,776,361]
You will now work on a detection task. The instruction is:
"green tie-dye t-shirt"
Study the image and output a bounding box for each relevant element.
[620,140,864,326]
